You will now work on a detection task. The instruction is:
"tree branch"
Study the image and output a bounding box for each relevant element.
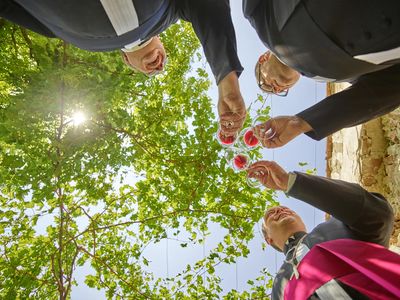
[20,28,35,60]
[78,246,149,298]
[10,25,18,56]
[64,245,79,298]
[64,208,250,248]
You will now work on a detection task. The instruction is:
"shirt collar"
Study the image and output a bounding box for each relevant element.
[122,37,154,53]
[283,231,307,255]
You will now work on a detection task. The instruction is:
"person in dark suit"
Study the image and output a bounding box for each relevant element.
[246,160,398,300]
[0,0,246,137]
[242,0,400,148]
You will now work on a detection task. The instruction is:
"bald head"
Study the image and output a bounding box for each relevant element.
[121,36,167,76]
[262,206,306,251]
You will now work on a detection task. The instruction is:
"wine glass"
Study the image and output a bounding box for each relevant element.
[235,115,269,150]
[224,148,265,188]
[236,127,260,150]
[215,126,237,147]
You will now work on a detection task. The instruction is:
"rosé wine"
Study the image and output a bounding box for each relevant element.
[233,154,248,170]
[218,131,235,145]
[243,129,259,147]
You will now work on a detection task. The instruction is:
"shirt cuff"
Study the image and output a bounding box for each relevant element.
[285,172,297,193]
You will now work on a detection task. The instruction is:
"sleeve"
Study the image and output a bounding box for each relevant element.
[296,64,400,140]
[176,0,243,84]
[285,172,297,193]
[287,172,394,246]
[0,0,55,37]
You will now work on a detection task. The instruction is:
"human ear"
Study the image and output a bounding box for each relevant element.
[258,52,270,64]
[121,52,130,65]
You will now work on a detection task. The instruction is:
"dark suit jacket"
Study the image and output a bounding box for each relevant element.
[271,172,394,300]
[0,0,243,84]
[243,0,400,140]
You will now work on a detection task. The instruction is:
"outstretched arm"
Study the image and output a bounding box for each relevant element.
[0,0,55,37]
[254,64,400,148]
[288,172,394,247]
[217,71,246,136]
[178,0,246,136]
[297,64,400,140]
[247,160,394,247]
[253,115,312,149]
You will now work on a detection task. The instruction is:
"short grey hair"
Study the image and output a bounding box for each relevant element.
[261,209,283,252]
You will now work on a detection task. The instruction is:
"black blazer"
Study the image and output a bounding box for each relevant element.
[271,172,394,300]
[244,0,400,140]
[0,0,243,84]
[244,0,400,80]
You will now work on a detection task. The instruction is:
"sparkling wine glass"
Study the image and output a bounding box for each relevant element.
[236,115,269,150]
[224,148,265,188]
[215,126,237,147]
[237,127,260,149]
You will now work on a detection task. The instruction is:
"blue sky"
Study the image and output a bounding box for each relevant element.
[200,1,327,292]
[72,2,328,298]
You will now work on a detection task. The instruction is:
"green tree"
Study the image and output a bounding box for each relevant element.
[0,19,276,299]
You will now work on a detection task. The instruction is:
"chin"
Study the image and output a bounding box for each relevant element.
[292,72,301,84]
[278,215,296,225]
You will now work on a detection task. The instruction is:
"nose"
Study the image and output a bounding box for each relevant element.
[155,63,163,71]
[274,206,292,217]
[268,207,283,219]
[262,76,282,93]
[270,80,288,93]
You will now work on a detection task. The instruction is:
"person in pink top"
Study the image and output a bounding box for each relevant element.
[247,160,399,300]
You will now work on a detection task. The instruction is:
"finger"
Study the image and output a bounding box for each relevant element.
[247,172,264,180]
[262,119,273,132]
[248,160,274,171]
[268,137,279,148]
[263,136,283,149]
[262,138,277,149]
[218,132,237,145]
[264,119,279,140]
[264,128,277,140]
[220,120,245,131]
[219,115,246,134]
[219,112,246,123]
[247,167,261,177]
[247,166,267,176]
[266,160,285,174]
[219,125,238,136]
[250,161,284,180]
[220,126,240,136]
[247,169,268,183]
[254,124,267,139]
[248,161,268,170]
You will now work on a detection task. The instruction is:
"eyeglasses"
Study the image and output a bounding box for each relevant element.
[257,56,289,97]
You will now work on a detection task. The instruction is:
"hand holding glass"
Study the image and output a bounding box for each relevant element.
[224,148,265,188]
[216,126,237,147]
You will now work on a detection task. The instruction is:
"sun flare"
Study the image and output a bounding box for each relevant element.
[71,111,86,126]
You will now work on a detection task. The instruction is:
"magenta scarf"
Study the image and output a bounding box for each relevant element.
[284,239,400,300]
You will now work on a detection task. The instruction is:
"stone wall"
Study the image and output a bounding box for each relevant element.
[326,83,400,252]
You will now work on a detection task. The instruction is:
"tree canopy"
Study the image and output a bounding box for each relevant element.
[0,19,276,299]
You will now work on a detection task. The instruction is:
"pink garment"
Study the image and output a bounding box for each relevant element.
[284,239,400,300]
